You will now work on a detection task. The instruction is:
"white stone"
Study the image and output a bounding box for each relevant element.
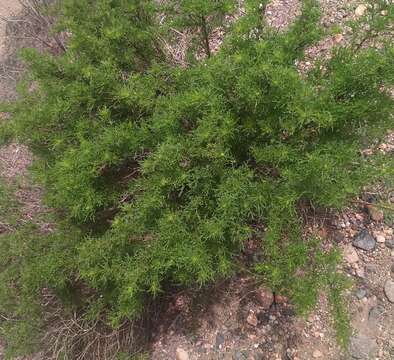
[355,4,367,17]
[176,348,189,360]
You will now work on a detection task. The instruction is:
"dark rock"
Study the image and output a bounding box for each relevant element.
[215,332,225,348]
[257,312,270,325]
[384,279,394,303]
[350,335,378,359]
[355,288,367,300]
[352,230,376,251]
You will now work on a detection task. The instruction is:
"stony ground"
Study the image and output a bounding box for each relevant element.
[0,1,393,360]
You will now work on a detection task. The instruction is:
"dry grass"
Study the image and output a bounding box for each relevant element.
[0,0,66,99]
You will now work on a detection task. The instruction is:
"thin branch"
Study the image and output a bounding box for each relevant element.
[200,16,211,58]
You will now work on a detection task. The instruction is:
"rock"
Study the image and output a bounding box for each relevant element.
[384,279,394,303]
[353,230,376,251]
[343,245,359,263]
[391,263,394,275]
[367,205,384,222]
[375,234,385,243]
[381,10,388,16]
[255,287,274,309]
[355,288,367,300]
[350,335,378,359]
[215,332,225,348]
[176,348,189,360]
[355,4,367,17]
[385,238,394,249]
[247,311,258,327]
[313,349,323,358]
[368,305,384,322]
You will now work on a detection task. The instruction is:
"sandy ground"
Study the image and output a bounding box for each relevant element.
[0,0,22,59]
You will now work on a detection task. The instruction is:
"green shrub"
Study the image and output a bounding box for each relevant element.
[1,0,394,355]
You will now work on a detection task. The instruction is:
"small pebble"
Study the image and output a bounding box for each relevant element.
[356,288,367,300]
[313,350,323,358]
[176,348,189,360]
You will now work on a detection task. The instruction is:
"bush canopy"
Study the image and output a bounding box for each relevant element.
[1,0,393,356]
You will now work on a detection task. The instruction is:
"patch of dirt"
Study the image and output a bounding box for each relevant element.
[0,1,22,100]
[265,0,301,30]
[0,1,22,59]
[0,143,32,180]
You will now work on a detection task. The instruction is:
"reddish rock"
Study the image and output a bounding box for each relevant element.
[246,311,258,327]
[255,287,274,309]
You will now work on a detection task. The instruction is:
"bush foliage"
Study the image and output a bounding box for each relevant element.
[1,0,394,356]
